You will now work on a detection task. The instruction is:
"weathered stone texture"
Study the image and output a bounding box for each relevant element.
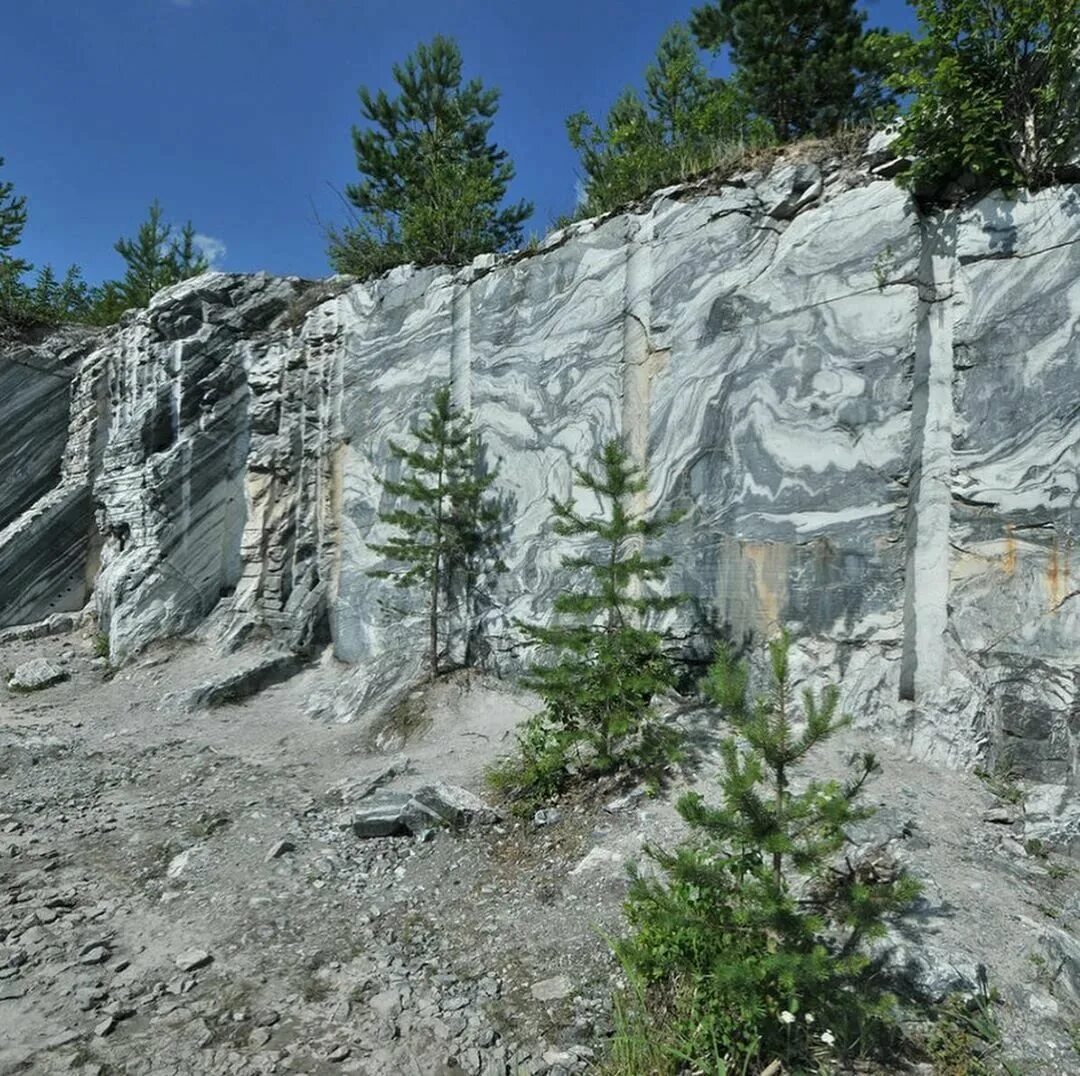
[0,159,1077,837]
[0,327,104,625]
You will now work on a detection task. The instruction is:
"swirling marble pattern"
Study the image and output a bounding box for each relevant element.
[1,162,1078,812]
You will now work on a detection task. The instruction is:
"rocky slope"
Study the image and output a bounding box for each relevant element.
[2,628,1080,1075]
[0,145,1078,844]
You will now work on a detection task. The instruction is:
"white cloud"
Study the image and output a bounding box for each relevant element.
[193,234,227,268]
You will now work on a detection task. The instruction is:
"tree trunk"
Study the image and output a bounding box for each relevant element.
[429,550,440,682]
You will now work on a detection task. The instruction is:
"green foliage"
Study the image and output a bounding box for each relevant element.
[1,157,107,332]
[1,258,98,331]
[92,632,110,660]
[609,631,920,1074]
[883,0,1080,195]
[691,0,898,140]
[367,385,504,680]
[111,200,208,311]
[924,983,1007,1076]
[0,157,28,273]
[568,24,772,216]
[329,35,532,279]
[974,758,1025,806]
[1,190,208,332]
[492,440,683,808]
[0,156,31,325]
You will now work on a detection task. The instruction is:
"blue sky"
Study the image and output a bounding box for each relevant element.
[3,0,919,285]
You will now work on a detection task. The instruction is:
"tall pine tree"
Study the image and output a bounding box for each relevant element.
[367,386,503,680]
[521,440,683,776]
[329,36,532,279]
[691,0,889,139]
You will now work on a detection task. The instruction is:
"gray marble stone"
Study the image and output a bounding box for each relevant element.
[0,154,1077,836]
[0,327,104,626]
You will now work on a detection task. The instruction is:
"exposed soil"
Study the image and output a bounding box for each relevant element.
[1,626,1078,1075]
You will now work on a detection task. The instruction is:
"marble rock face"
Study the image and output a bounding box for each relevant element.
[0,160,1077,832]
[0,326,104,626]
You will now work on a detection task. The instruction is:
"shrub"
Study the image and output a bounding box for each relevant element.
[568,24,772,216]
[882,0,1080,195]
[609,630,920,1074]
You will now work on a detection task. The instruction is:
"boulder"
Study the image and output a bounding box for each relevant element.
[348,783,502,839]
[7,658,68,692]
[350,793,413,838]
[410,782,503,828]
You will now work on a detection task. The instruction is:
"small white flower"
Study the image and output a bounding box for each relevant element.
[779,1010,796,1026]
[820,1030,836,1047]
[804,1012,815,1025]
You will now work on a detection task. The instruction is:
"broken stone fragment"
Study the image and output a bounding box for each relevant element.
[531,975,573,1002]
[349,793,413,838]
[248,1026,272,1047]
[348,783,502,839]
[264,839,296,861]
[174,948,213,972]
[532,808,562,827]
[7,658,68,692]
[409,782,503,828]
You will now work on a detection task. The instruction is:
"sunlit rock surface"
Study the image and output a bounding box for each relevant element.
[1,159,1077,837]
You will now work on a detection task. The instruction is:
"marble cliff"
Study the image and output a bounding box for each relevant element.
[1,156,1078,838]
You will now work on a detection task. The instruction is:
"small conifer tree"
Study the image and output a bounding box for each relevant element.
[0,157,28,268]
[0,156,30,315]
[612,630,920,1072]
[367,386,502,680]
[114,200,209,310]
[505,440,683,797]
[568,24,771,215]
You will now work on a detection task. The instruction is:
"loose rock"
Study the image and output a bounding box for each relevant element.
[174,949,213,972]
[7,658,68,691]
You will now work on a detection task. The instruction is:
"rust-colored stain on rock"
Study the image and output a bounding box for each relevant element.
[1046,535,1072,611]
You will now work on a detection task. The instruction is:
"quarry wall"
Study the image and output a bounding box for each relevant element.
[1,158,1077,833]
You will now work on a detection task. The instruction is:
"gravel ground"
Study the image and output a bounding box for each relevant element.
[1,625,1079,1075]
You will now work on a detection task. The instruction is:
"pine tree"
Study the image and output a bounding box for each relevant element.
[29,264,59,314]
[329,36,533,279]
[56,264,94,320]
[448,430,507,670]
[612,630,920,1072]
[0,157,30,309]
[367,386,502,680]
[0,157,27,264]
[519,440,683,780]
[690,0,890,139]
[568,24,770,215]
[113,200,208,311]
